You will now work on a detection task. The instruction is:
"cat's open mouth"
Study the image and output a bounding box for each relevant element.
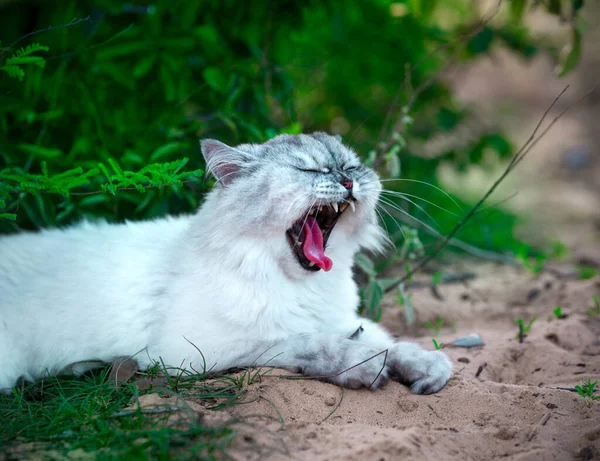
[286,200,356,272]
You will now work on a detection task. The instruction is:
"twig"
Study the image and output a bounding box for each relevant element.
[475,362,487,378]
[382,206,520,267]
[518,322,525,343]
[111,406,181,418]
[396,85,597,284]
[322,386,344,423]
[4,17,91,53]
[548,386,599,394]
[270,348,389,389]
[402,271,476,290]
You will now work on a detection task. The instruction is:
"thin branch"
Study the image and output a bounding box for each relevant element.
[382,206,519,270]
[5,17,91,52]
[111,406,181,418]
[394,85,597,284]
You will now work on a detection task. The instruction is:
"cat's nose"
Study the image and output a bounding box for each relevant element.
[340,175,353,190]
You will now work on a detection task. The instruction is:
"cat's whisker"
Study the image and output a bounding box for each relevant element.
[363,178,462,211]
[374,201,408,242]
[362,196,395,248]
[379,195,441,231]
[381,190,459,217]
[379,196,441,232]
[298,198,318,239]
[374,209,396,249]
[378,196,447,241]
[285,192,312,218]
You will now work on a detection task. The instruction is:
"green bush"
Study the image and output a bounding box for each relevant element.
[0,0,583,246]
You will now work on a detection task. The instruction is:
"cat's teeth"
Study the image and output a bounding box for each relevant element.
[332,202,339,213]
[309,262,316,267]
[349,201,356,212]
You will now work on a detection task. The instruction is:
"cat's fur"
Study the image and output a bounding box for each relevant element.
[0,133,451,393]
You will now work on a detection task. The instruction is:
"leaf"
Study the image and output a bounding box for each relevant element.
[78,195,111,207]
[133,56,156,78]
[5,56,46,68]
[572,0,584,12]
[159,64,177,101]
[18,144,63,159]
[388,153,401,178]
[149,142,185,163]
[397,285,415,325]
[203,67,227,93]
[0,65,25,81]
[14,43,49,57]
[362,280,384,320]
[510,0,528,22]
[0,213,17,220]
[559,29,582,77]
[354,252,376,276]
[377,278,399,292]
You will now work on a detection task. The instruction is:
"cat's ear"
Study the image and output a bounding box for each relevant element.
[200,139,253,185]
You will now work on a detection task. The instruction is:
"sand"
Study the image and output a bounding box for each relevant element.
[187,265,598,461]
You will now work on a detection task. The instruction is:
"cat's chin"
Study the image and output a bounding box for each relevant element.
[285,199,357,272]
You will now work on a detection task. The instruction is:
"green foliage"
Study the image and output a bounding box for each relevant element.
[577,265,598,280]
[507,0,586,76]
[553,306,564,319]
[431,271,444,286]
[0,366,239,459]
[574,378,599,403]
[0,43,49,81]
[0,1,588,321]
[0,1,583,232]
[432,338,444,350]
[424,317,444,336]
[396,282,415,325]
[515,317,536,339]
[516,245,546,274]
[588,295,600,317]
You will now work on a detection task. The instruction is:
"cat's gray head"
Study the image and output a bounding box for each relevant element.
[200,132,383,274]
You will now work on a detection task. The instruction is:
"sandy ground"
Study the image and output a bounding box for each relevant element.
[176,264,595,461]
[132,262,600,460]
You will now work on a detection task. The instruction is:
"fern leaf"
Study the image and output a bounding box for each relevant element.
[0,65,25,81]
[5,56,46,69]
[14,43,49,57]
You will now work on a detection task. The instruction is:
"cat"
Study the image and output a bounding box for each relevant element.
[0,132,452,393]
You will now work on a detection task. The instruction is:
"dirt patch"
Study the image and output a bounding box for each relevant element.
[201,266,599,461]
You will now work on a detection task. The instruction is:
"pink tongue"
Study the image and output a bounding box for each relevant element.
[302,217,333,271]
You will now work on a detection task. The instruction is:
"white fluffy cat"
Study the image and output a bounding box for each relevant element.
[0,133,451,393]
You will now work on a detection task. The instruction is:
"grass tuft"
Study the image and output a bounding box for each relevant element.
[0,364,245,460]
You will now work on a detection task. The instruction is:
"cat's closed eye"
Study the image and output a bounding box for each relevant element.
[299,167,331,174]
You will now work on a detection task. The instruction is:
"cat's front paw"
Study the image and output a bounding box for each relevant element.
[339,350,389,390]
[388,342,452,394]
[317,342,389,390]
